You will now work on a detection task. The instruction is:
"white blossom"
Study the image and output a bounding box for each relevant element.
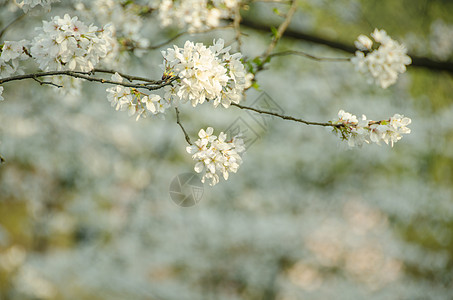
[0,40,30,78]
[186,127,245,186]
[1,40,29,62]
[351,29,412,88]
[105,73,168,120]
[0,60,16,78]
[333,110,411,148]
[0,86,4,101]
[30,14,114,72]
[161,39,246,108]
[354,34,373,51]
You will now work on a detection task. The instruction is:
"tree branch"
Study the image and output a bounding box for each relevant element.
[231,103,342,128]
[175,107,192,145]
[32,76,63,88]
[240,18,453,74]
[0,70,177,90]
[262,0,298,61]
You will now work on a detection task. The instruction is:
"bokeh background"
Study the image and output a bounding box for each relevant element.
[0,0,453,299]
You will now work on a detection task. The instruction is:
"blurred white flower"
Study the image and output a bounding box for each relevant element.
[354,34,373,51]
[158,0,240,32]
[430,20,453,60]
[351,29,411,88]
[15,0,60,12]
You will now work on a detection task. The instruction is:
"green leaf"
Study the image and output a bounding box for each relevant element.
[270,26,279,38]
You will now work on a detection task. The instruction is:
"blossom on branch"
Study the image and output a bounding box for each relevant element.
[161,39,246,108]
[0,40,29,78]
[351,29,412,89]
[105,73,169,121]
[30,14,114,72]
[187,127,245,186]
[332,110,411,148]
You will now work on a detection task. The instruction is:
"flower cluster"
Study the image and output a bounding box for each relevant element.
[16,0,60,12]
[351,29,412,89]
[0,40,29,78]
[30,14,114,72]
[333,110,411,148]
[158,0,240,32]
[161,39,246,108]
[187,127,245,186]
[0,86,4,101]
[106,73,170,120]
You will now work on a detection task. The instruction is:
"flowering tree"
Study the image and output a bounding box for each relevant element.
[0,0,420,185]
[1,0,453,299]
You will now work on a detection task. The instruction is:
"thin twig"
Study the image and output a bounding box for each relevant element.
[175,107,192,145]
[240,18,453,75]
[233,5,243,51]
[231,103,342,128]
[0,13,25,41]
[269,50,351,62]
[0,70,177,91]
[148,32,188,50]
[262,0,298,61]
[32,76,63,88]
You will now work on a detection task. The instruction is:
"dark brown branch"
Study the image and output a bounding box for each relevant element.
[175,107,192,145]
[0,70,176,91]
[231,103,342,128]
[32,76,63,88]
[240,18,453,74]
